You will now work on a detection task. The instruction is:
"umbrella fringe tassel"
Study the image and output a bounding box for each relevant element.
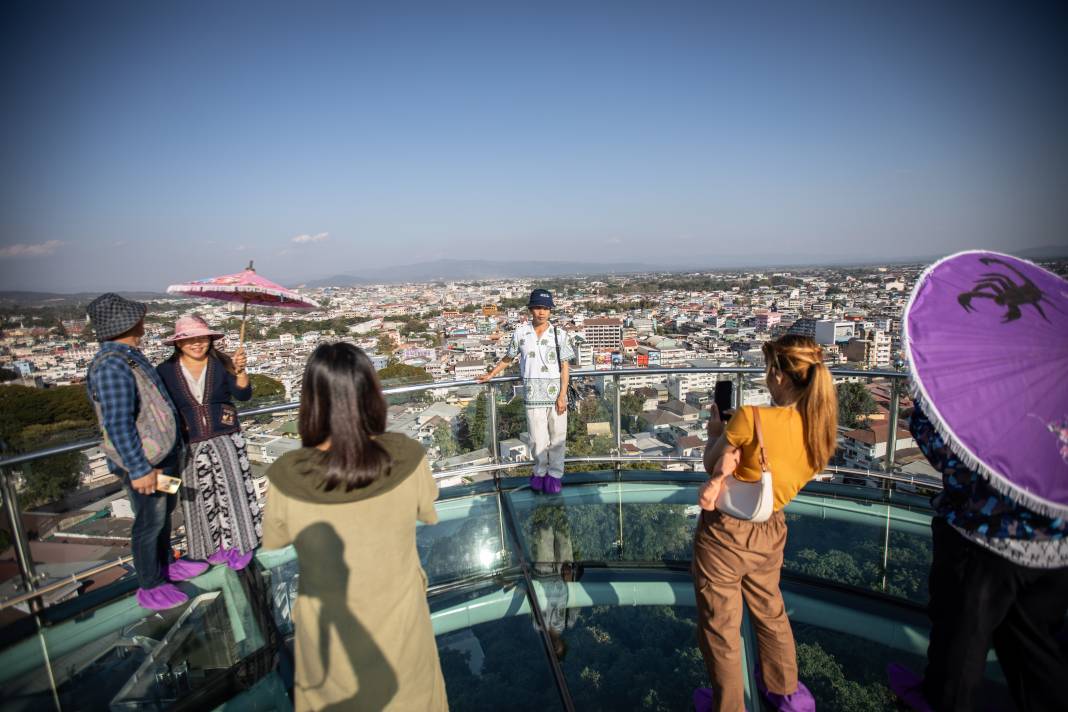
[909,380,1068,520]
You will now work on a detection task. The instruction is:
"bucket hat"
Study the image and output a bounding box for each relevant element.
[86,293,147,342]
[163,314,224,344]
[528,289,554,309]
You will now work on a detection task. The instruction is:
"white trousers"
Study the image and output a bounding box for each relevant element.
[526,406,568,478]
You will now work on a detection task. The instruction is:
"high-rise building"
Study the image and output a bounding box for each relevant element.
[582,317,623,350]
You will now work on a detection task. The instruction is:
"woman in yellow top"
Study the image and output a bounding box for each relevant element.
[692,335,837,712]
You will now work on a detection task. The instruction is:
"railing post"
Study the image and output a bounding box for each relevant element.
[487,382,499,466]
[1,466,41,610]
[613,374,622,470]
[734,372,745,410]
[883,379,900,473]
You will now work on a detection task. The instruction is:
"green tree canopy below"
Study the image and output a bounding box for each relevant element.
[836,382,877,429]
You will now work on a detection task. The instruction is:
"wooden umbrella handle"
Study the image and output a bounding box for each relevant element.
[239,300,248,345]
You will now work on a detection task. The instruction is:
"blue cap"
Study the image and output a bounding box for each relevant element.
[528,288,554,309]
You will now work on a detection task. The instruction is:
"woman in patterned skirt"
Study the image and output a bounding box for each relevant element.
[157,314,262,570]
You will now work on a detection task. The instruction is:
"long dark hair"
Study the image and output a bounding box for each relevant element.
[298,342,391,490]
[169,340,237,375]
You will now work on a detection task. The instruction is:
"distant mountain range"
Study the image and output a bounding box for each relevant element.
[0,291,168,307]
[300,246,1068,287]
[301,259,650,287]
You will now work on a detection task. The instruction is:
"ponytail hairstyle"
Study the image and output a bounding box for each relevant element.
[762,335,838,471]
[298,342,392,490]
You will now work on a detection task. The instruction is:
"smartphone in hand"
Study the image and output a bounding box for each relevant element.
[714,381,734,419]
[156,474,182,494]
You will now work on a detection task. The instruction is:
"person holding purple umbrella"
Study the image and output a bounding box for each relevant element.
[889,251,1068,712]
[157,314,261,570]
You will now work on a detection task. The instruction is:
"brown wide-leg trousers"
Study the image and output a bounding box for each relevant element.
[692,508,798,711]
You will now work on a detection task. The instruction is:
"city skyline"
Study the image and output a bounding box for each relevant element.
[3,2,1067,292]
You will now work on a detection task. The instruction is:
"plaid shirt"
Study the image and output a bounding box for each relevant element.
[86,341,178,479]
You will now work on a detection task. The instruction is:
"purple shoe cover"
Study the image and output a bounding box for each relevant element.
[756,668,816,712]
[166,558,209,581]
[543,476,563,494]
[887,663,933,712]
[136,583,188,611]
[692,687,714,712]
[529,475,545,492]
[227,549,254,571]
[208,548,231,565]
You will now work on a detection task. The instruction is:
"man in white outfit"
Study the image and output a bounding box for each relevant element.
[479,289,574,493]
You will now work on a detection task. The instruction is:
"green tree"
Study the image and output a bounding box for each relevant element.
[797,641,895,711]
[377,333,398,355]
[836,382,877,428]
[432,422,458,458]
[377,362,432,384]
[459,393,488,450]
[0,367,18,382]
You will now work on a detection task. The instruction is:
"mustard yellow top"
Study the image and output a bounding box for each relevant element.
[725,405,818,511]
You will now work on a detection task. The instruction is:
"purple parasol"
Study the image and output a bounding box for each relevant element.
[903,250,1068,517]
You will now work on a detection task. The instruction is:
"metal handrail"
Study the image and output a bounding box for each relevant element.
[0,364,912,614]
[0,366,907,469]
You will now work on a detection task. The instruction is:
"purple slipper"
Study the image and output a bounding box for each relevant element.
[227,549,254,571]
[166,558,209,581]
[693,687,714,712]
[543,476,563,494]
[887,663,933,712]
[208,548,231,565]
[530,475,545,492]
[136,582,188,611]
[756,667,815,712]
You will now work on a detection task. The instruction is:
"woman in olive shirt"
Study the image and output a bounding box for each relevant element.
[262,343,447,711]
[692,335,838,712]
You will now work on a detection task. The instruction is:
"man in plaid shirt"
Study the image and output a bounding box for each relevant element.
[86,293,207,610]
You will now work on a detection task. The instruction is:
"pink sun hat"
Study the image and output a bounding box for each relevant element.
[163,314,225,344]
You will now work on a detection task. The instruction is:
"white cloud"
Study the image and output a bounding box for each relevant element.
[292,232,329,244]
[0,240,65,258]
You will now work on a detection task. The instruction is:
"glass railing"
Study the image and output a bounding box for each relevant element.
[1,366,930,615]
[3,366,977,711]
[3,475,1017,711]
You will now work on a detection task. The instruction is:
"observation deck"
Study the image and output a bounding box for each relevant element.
[0,368,1013,711]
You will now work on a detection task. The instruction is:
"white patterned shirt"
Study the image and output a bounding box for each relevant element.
[505,323,575,407]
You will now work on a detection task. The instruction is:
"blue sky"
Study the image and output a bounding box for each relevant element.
[1,1,1066,291]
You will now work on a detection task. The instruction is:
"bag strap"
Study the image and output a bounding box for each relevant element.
[752,406,770,472]
[552,323,562,365]
[88,350,134,402]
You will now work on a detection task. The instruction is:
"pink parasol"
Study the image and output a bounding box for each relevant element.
[167,261,320,344]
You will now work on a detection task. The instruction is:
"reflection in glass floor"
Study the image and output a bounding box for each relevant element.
[0,474,1014,711]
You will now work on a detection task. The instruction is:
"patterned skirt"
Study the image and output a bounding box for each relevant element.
[180,431,263,559]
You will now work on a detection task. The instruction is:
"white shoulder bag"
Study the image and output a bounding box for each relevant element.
[714,407,774,522]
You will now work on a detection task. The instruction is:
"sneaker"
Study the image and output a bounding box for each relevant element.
[543,476,563,494]
[165,558,209,581]
[887,663,934,712]
[136,583,188,611]
[207,548,231,565]
[227,549,254,571]
[530,475,546,492]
